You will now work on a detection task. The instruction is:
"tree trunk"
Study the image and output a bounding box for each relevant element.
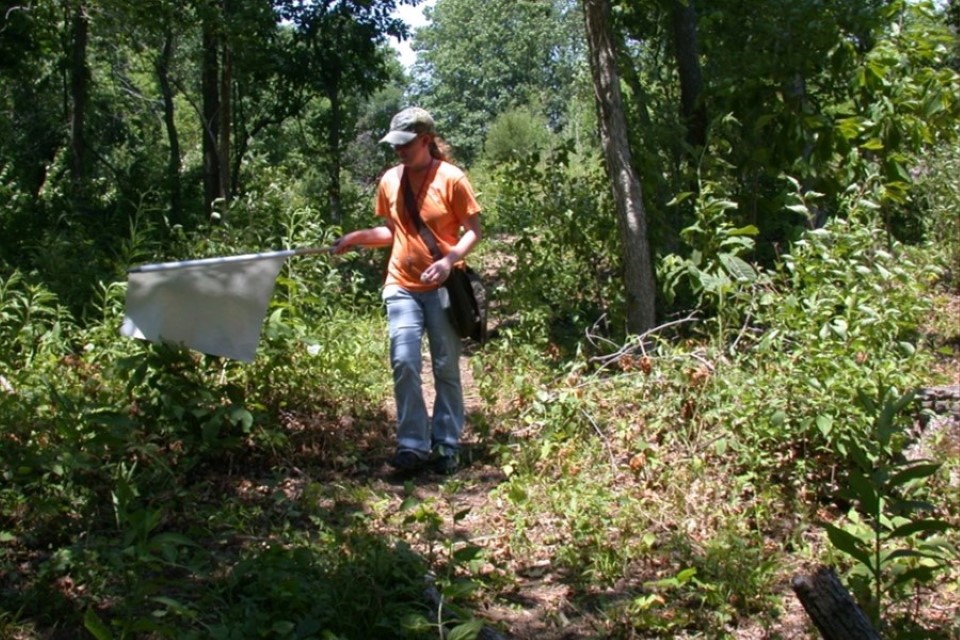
[202,15,222,217]
[671,0,706,149]
[156,30,183,227]
[582,0,657,335]
[68,1,90,188]
[218,33,232,209]
[791,566,882,640]
[949,0,959,40]
[202,0,232,216]
[615,31,680,254]
[326,89,343,223]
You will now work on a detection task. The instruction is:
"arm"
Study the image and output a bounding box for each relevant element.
[331,222,395,255]
[420,213,482,285]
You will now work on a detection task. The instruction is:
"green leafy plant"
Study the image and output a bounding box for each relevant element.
[487,143,623,350]
[711,211,938,478]
[116,346,257,468]
[205,535,432,639]
[399,482,487,640]
[659,179,762,340]
[823,387,958,628]
[0,270,74,367]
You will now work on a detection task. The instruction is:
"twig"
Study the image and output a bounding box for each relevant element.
[687,350,716,372]
[728,308,758,354]
[589,313,699,370]
[581,409,618,472]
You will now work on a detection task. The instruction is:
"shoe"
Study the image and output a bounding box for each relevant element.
[388,450,427,473]
[430,446,460,476]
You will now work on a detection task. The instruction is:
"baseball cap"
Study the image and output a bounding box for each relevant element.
[379,107,435,146]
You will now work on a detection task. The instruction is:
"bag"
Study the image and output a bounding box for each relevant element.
[400,167,488,343]
[439,265,487,342]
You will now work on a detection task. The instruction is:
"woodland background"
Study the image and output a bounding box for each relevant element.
[0,0,959,638]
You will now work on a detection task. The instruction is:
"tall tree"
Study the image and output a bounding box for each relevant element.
[582,0,657,333]
[155,28,183,226]
[412,0,585,163]
[67,0,91,189]
[671,0,705,148]
[201,0,227,215]
[0,0,63,200]
[277,0,409,220]
[948,0,959,67]
[102,0,200,228]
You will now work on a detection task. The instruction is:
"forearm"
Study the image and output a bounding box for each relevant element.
[334,226,393,253]
[445,230,479,264]
[444,215,482,264]
[420,215,482,285]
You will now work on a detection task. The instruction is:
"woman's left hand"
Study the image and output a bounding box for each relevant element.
[421,257,452,284]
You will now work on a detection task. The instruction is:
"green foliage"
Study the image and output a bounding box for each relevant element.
[230,201,392,412]
[117,347,256,466]
[1,1,958,637]
[208,536,430,640]
[659,179,763,338]
[481,106,553,166]
[486,144,623,350]
[412,0,587,163]
[0,183,401,636]
[824,387,958,629]
[626,0,960,252]
[711,214,938,475]
[398,485,487,640]
[911,139,960,276]
[0,270,74,367]
[625,530,781,634]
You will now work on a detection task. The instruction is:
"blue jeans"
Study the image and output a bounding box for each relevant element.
[383,285,464,456]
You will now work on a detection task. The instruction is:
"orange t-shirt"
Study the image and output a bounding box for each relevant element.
[376,161,481,292]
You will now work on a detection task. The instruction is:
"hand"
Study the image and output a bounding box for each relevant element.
[421,258,452,284]
[331,236,350,255]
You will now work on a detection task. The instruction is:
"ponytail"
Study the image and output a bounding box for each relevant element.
[428,135,453,163]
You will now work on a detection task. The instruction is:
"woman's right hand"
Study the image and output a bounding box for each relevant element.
[331,235,351,255]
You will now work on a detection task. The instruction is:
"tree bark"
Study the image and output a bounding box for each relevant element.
[949,0,959,42]
[582,0,657,335]
[218,29,232,209]
[326,89,343,223]
[202,13,223,217]
[791,566,882,640]
[68,1,90,187]
[671,0,706,149]
[156,30,183,227]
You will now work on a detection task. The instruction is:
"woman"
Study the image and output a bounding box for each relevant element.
[332,107,482,476]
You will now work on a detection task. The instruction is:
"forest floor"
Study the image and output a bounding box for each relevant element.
[277,279,959,639]
[346,362,827,639]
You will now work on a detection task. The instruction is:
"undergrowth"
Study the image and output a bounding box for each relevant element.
[1,151,959,638]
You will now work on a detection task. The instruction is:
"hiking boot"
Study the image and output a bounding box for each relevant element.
[430,446,460,476]
[388,450,427,473]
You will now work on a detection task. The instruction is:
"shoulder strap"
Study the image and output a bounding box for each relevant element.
[401,166,444,262]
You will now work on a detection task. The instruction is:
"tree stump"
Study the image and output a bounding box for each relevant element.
[791,565,882,640]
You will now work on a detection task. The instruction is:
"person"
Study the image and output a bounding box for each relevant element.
[332,107,482,476]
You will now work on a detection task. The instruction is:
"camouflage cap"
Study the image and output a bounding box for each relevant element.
[379,107,436,146]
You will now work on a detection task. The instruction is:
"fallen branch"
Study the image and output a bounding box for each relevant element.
[791,565,881,640]
[587,313,699,370]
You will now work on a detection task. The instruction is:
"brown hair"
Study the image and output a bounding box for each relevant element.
[427,134,453,163]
